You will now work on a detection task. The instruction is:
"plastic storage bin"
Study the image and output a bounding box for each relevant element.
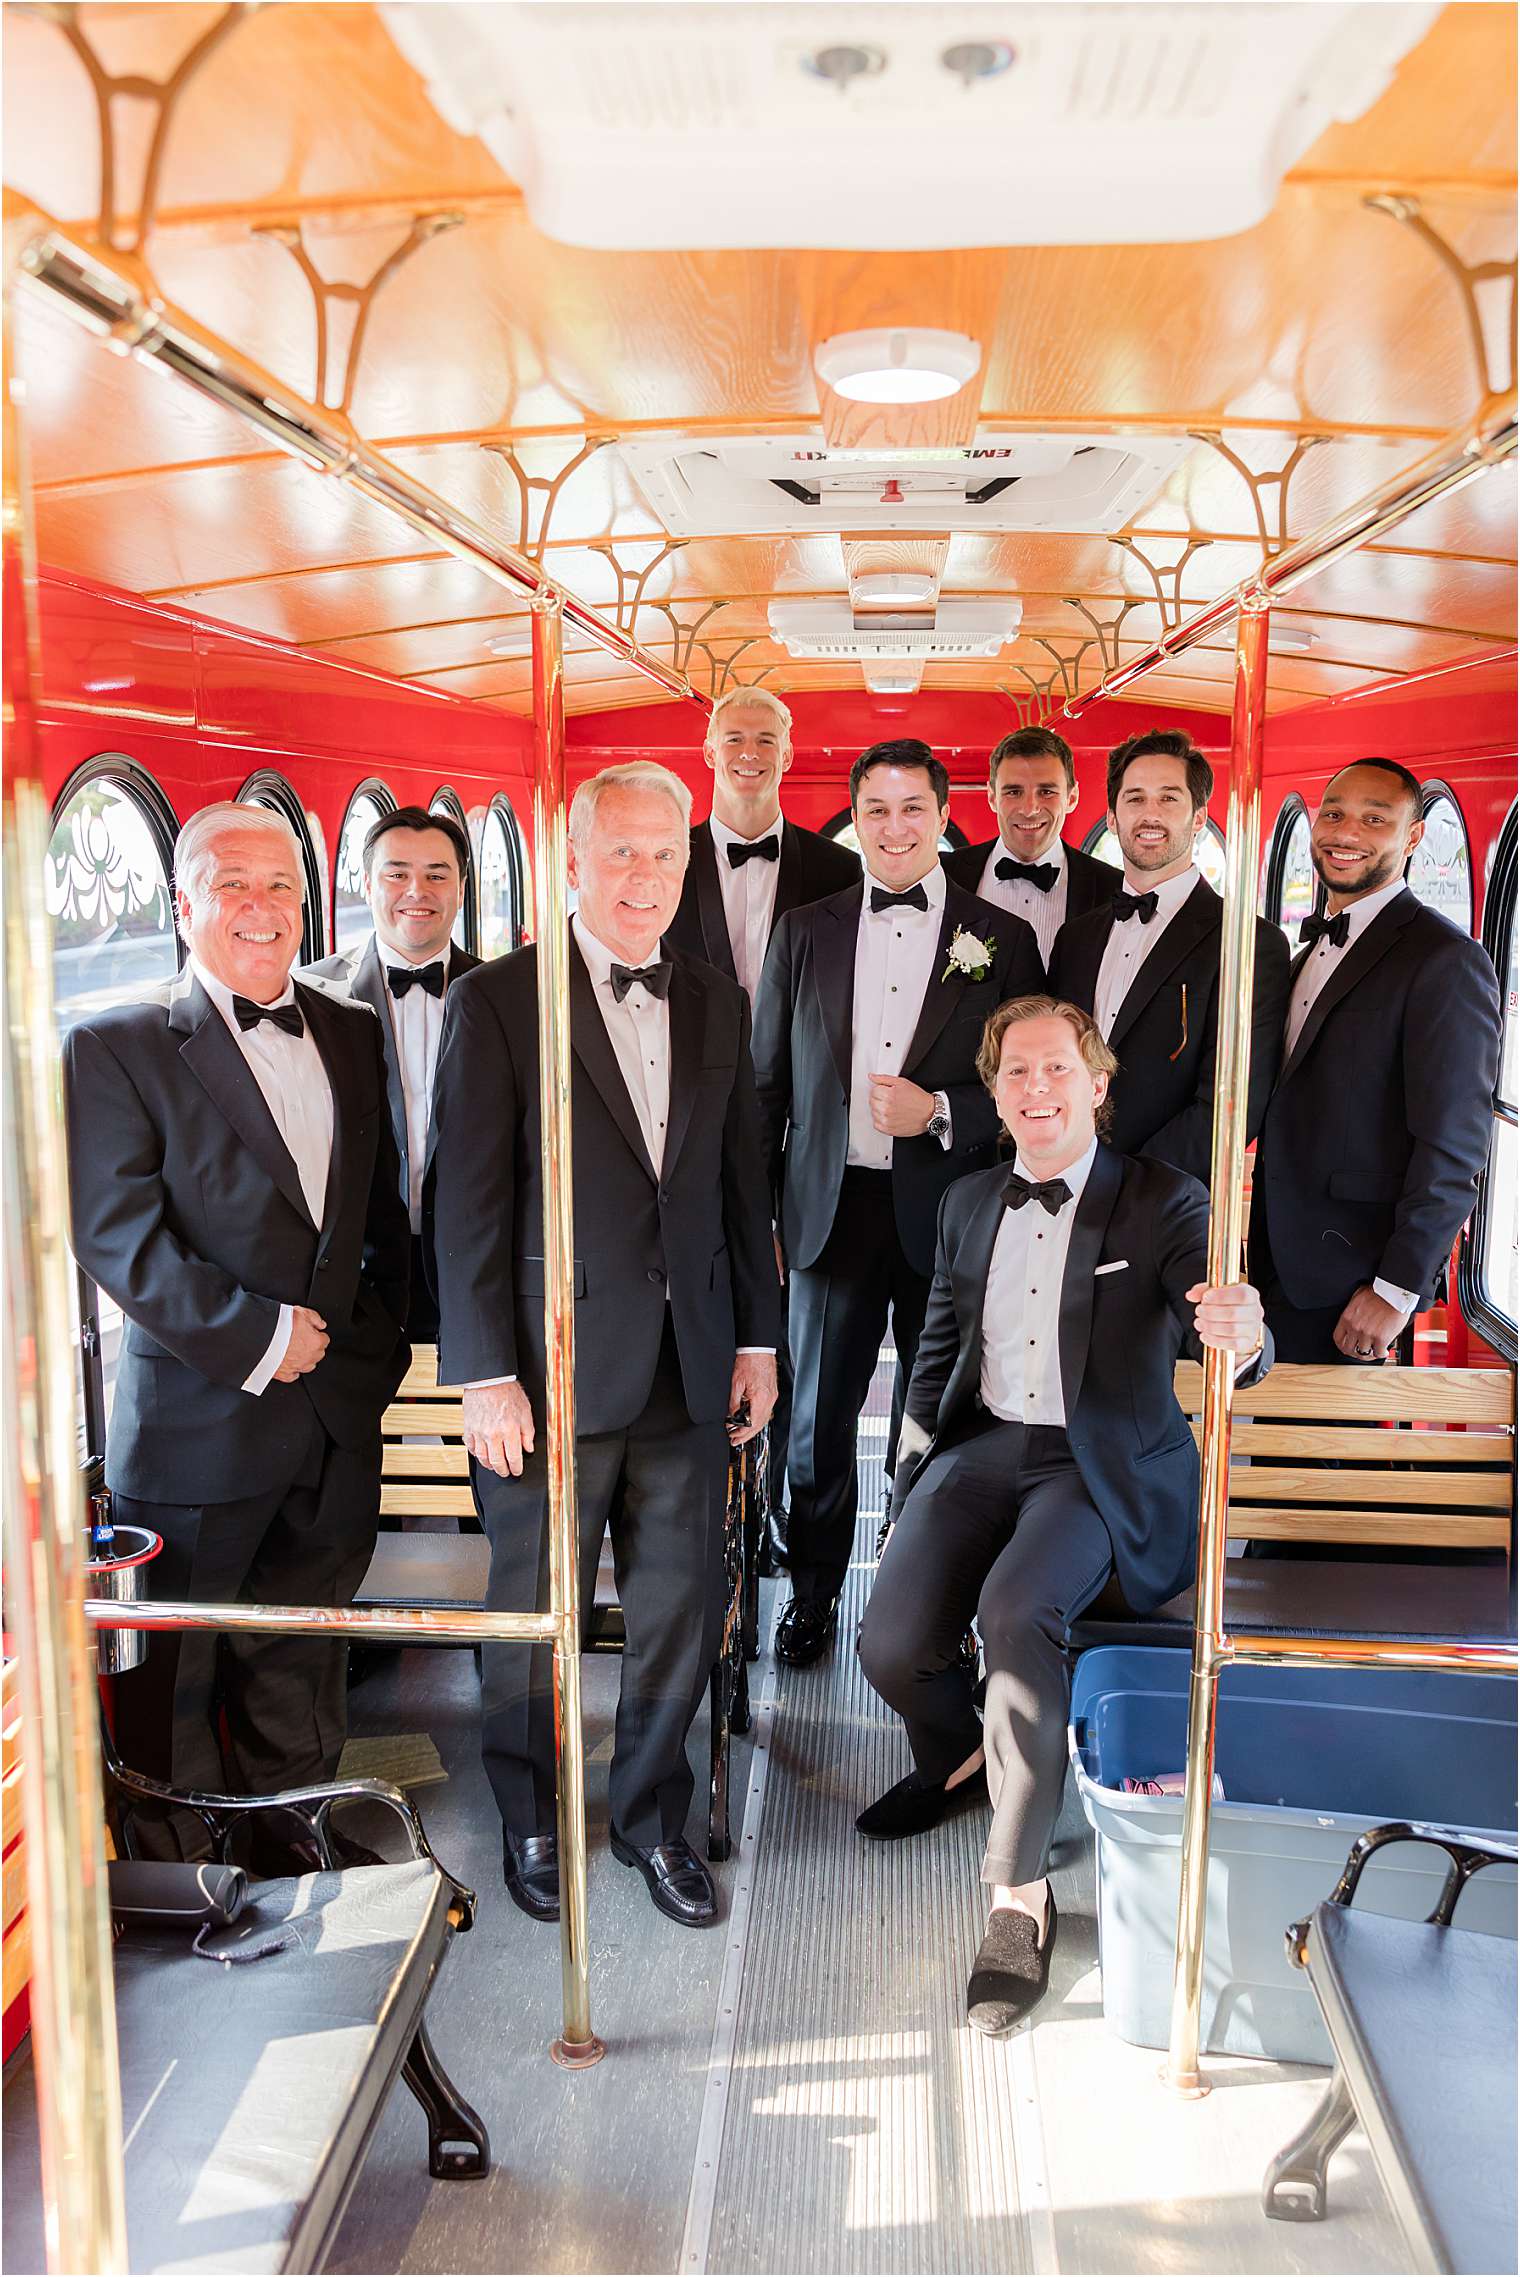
[1069,1647,1518,2064]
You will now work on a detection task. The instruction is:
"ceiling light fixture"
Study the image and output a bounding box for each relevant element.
[1268,623,1319,652]
[487,631,532,657]
[854,572,937,607]
[813,327,982,405]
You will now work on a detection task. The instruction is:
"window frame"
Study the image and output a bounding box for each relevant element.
[48,756,183,1470]
[1407,777,1475,934]
[1262,792,1325,933]
[477,792,529,957]
[333,775,398,956]
[1457,799,1517,1361]
[235,768,326,961]
[429,784,479,956]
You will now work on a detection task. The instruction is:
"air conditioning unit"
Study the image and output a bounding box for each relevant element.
[382,3,1437,250]
[863,664,926,695]
[619,432,1190,537]
[769,600,1020,660]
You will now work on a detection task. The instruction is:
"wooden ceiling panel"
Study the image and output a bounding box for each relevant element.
[1292,5,1516,183]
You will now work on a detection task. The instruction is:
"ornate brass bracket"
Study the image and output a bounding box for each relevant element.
[1007,660,1068,721]
[588,538,688,638]
[1063,594,1143,674]
[1365,193,1517,404]
[1182,434,1326,563]
[482,434,615,561]
[1031,637,1097,705]
[26,1,255,253]
[256,213,465,417]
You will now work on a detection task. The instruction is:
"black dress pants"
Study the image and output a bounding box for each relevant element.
[859,1420,1114,1887]
[112,1416,383,1858]
[785,1169,930,1606]
[472,1319,728,1851]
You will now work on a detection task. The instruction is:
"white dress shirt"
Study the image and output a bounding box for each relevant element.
[191,957,334,1397]
[847,861,948,1170]
[378,938,451,1230]
[975,836,1068,967]
[981,1141,1096,1425]
[1283,875,1420,1321]
[1093,865,1204,1040]
[708,813,782,1005]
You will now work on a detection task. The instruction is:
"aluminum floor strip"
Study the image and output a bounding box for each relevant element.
[704,1548,1034,2276]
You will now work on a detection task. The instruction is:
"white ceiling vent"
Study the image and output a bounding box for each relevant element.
[769,600,1020,660]
[619,432,1189,538]
[863,664,926,695]
[382,3,1438,250]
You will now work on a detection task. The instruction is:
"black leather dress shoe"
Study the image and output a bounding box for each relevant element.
[855,1768,987,1840]
[774,1595,838,1666]
[966,1894,1058,2036]
[503,1831,561,1922]
[610,1835,717,1925]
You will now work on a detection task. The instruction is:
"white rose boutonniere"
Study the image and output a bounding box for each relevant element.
[942,928,997,984]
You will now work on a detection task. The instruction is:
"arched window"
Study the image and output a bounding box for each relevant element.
[477,794,528,958]
[334,778,396,954]
[820,809,966,860]
[1263,795,1323,951]
[1408,781,1473,934]
[236,769,325,961]
[1083,817,1228,894]
[430,785,478,956]
[1459,802,1517,1357]
[46,759,182,1460]
[46,758,181,1037]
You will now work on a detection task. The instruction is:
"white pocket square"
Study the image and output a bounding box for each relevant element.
[1094,1259,1129,1277]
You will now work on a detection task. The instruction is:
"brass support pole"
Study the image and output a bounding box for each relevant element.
[1161,600,1270,2099]
[2,268,129,2272]
[533,589,603,2070]
[84,1600,562,1644]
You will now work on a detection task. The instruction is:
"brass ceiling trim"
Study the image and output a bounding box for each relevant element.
[1185,433,1330,561]
[1366,193,1517,403]
[255,211,465,416]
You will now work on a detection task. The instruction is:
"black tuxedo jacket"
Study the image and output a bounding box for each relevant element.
[662,815,862,983]
[1249,889,1502,1309]
[751,879,1045,1278]
[1048,876,1291,1186]
[898,1149,1272,1613]
[302,933,481,1298]
[431,937,779,1434]
[62,970,411,1504]
[942,836,1120,934]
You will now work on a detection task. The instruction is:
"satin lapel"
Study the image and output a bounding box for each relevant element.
[661,962,704,1179]
[903,886,973,1075]
[176,978,314,1227]
[422,950,475,1184]
[353,936,407,1165]
[569,936,658,1182]
[298,982,352,1243]
[692,825,738,980]
[1278,893,1418,1086]
[949,1182,1006,1409]
[1107,879,1218,1052]
[774,818,804,933]
[814,885,862,1097]
[1057,1144,1123,1418]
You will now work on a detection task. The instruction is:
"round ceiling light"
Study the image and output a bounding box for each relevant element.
[813,327,982,405]
[854,572,936,607]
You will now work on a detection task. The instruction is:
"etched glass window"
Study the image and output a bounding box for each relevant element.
[46,774,179,1036]
[1408,786,1473,933]
[1267,800,1320,952]
[335,782,393,953]
[479,795,527,958]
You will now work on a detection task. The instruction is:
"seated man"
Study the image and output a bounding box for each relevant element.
[857,996,1268,2035]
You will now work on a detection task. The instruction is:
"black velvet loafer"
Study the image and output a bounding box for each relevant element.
[966,1894,1058,2036]
[855,1768,987,1840]
[610,1835,718,1926]
[503,1831,561,1922]
[774,1595,839,1666]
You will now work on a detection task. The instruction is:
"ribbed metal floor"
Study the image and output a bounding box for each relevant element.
[704,1352,1035,2276]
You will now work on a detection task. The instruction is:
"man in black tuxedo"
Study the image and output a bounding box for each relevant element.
[752,738,1044,1666]
[1250,757,1502,1364]
[662,687,859,1566]
[942,723,1119,970]
[305,802,480,1344]
[432,763,778,1928]
[1048,727,1290,1186]
[63,802,411,1865]
[857,996,1268,2033]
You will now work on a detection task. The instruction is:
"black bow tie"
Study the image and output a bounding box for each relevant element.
[388,960,446,1000]
[610,960,672,1003]
[1002,1170,1073,1217]
[1113,889,1159,925]
[1299,910,1350,950]
[869,883,929,915]
[996,857,1059,891]
[727,836,779,870]
[233,995,304,1039]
